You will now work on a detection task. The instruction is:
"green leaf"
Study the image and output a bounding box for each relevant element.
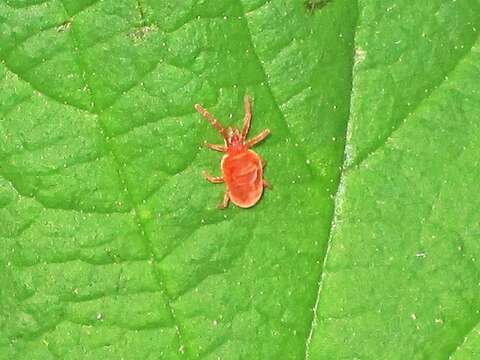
[0,0,479,359]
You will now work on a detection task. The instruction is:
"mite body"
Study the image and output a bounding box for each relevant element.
[194,96,270,209]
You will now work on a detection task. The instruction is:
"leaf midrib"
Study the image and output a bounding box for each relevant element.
[303,1,359,357]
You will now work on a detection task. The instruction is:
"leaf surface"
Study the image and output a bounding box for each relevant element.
[0,0,479,359]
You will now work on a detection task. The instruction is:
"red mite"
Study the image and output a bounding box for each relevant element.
[194,96,271,209]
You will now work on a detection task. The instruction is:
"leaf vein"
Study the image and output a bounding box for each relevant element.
[351,29,480,169]
[446,319,480,360]
[238,2,315,178]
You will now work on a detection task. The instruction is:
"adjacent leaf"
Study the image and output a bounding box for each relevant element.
[1,0,479,359]
[307,0,480,359]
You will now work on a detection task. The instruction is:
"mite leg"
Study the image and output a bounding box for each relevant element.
[205,143,227,152]
[194,104,228,139]
[246,129,270,148]
[261,158,267,168]
[203,171,224,183]
[263,179,272,189]
[241,95,252,138]
[218,192,230,209]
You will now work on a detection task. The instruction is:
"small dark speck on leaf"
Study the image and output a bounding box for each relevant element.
[129,25,157,43]
[56,20,72,32]
[305,0,332,13]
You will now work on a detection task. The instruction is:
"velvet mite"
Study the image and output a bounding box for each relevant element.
[194,96,271,209]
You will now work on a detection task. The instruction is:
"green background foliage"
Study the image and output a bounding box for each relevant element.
[0,0,479,359]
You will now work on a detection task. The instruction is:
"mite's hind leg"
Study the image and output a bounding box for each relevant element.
[218,192,230,209]
[246,129,270,148]
[263,179,272,189]
[203,171,224,184]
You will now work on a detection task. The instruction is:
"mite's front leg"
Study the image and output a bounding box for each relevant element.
[241,95,252,138]
[205,143,227,152]
[246,129,270,148]
[194,104,228,139]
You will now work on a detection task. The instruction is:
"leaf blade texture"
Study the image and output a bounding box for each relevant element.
[0,0,479,359]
